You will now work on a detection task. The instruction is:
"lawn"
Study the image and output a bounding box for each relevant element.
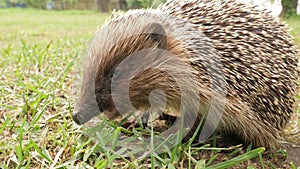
[0,8,299,168]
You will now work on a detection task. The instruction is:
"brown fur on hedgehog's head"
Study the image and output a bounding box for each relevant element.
[72,10,216,125]
[72,20,168,123]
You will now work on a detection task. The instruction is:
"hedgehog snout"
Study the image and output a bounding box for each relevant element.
[72,105,104,125]
[72,111,94,125]
[72,111,83,124]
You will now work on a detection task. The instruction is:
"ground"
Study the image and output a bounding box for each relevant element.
[0,9,299,169]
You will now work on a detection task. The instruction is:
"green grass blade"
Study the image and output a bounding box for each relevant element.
[206,147,265,169]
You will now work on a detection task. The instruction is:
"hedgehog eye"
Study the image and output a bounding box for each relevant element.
[109,71,114,81]
[109,68,121,81]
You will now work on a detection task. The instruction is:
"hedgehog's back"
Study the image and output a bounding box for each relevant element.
[160,0,299,129]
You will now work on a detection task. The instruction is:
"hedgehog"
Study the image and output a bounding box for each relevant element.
[72,0,299,153]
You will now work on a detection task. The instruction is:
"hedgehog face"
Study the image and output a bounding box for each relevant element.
[72,22,168,125]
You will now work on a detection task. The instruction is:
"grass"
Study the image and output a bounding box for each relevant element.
[0,8,109,48]
[0,8,299,168]
[284,15,300,47]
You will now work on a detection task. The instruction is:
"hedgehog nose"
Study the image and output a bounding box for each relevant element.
[72,111,82,125]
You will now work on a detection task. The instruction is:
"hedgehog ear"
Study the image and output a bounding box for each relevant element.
[145,23,167,49]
